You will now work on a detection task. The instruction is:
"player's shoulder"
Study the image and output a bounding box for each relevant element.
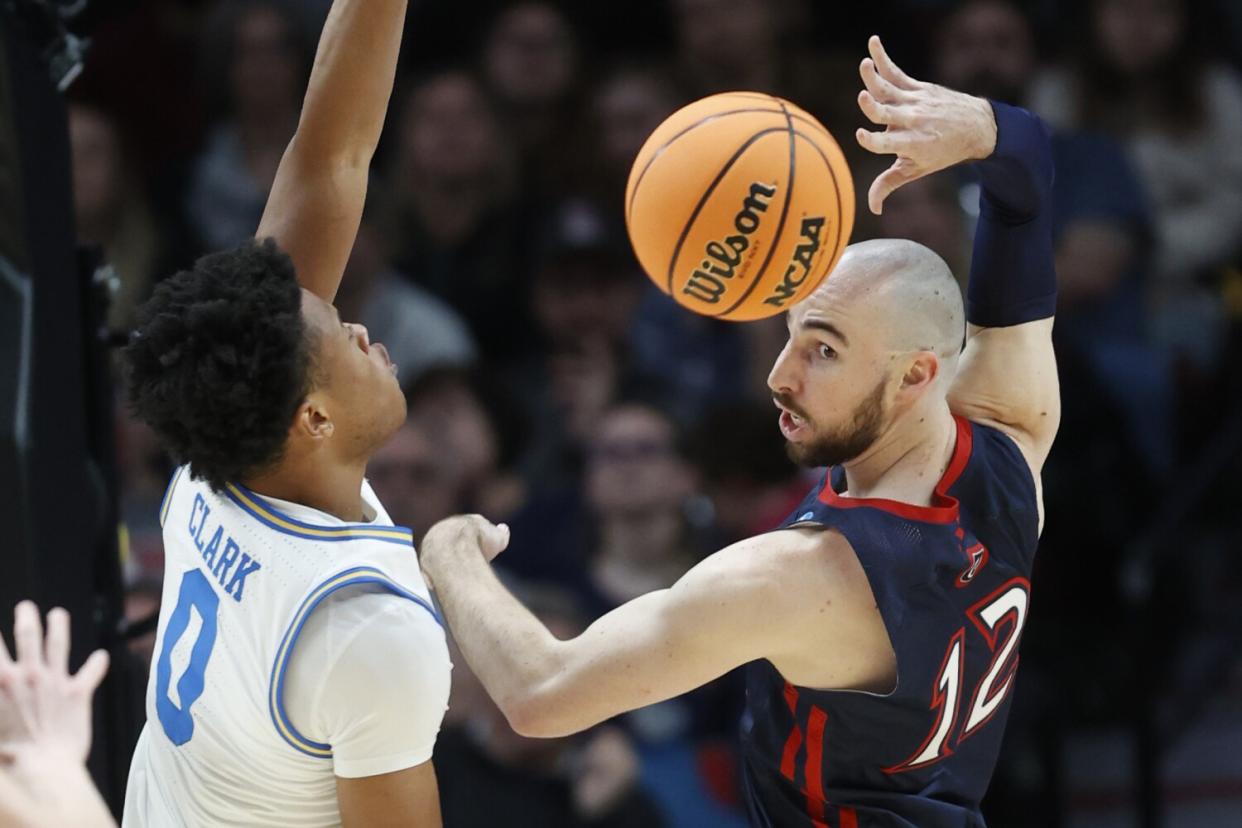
[959,419,1039,507]
[709,527,869,612]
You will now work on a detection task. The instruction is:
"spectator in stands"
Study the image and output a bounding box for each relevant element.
[404,368,529,522]
[387,69,537,361]
[186,1,309,252]
[1029,0,1242,369]
[333,207,477,391]
[480,2,584,194]
[572,401,748,828]
[579,402,702,612]
[69,104,171,334]
[669,0,848,123]
[435,583,665,828]
[685,400,808,544]
[367,416,465,543]
[931,0,1173,471]
[582,64,682,214]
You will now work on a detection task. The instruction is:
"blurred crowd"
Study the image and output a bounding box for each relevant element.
[72,0,1242,824]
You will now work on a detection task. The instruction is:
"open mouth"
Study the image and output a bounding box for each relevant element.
[373,342,397,375]
[774,399,810,441]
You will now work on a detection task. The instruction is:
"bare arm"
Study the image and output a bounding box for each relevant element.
[419,517,893,738]
[336,762,441,828]
[255,0,407,302]
[855,35,1060,474]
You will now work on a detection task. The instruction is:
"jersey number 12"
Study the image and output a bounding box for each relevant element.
[884,578,1030,773]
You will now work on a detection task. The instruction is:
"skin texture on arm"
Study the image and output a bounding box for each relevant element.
[255,0,408,303]
[855,35,1060,474]
[0,603,113,828]
[419,517,895,739]
[336,761,442,828]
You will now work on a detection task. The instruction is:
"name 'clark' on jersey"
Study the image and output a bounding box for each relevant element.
[741,416,1040,828]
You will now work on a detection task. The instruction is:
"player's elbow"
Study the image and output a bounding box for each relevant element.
[502,687,579,738]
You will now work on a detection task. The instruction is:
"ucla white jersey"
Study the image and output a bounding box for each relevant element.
[123,467,443,827]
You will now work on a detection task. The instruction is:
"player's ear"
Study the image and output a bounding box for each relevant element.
[899,351,939,392]
[292,396,334,442]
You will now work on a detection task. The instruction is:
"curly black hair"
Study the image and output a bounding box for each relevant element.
[124,239,316,492]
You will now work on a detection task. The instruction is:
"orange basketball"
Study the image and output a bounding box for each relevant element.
[625,92,855,321]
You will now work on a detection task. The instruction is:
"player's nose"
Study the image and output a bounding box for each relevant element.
[346,322,371,351]
[767,340,798,395]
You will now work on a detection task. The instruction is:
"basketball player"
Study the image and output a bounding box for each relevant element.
[121,0,450,825]
[419,35,1059,827]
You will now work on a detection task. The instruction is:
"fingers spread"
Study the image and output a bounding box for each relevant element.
[12,603,41,668]
[868,35,918,90]
[858,90,909,128]
[855,126,916,156]
[859,58,909,103]
[45,608,70,678]
[72,650,110,695]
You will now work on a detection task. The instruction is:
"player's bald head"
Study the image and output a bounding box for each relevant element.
[807,238,965,363]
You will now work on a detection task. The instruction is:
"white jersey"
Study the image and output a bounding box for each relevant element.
[123,467,447,827]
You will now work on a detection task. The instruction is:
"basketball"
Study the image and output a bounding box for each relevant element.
[625,92,855,321]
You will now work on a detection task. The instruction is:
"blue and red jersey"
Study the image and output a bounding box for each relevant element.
[741,416,1040,828]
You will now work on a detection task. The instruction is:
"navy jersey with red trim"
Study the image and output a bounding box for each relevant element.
[740,416,1040,828]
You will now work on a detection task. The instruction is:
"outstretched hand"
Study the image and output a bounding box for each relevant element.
[0,602,109,765]
[855,35,998,215]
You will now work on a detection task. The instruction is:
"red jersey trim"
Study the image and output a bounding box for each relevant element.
[816,415,974,525]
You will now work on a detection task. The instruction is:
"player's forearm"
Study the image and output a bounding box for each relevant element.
[291,0,407,167]
[972,102,1054,221]
[6,752,115,828]
[965,103,1057,329]
[424,550,567,730]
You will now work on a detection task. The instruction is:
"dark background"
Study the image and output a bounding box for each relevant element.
[2,0,1241,826]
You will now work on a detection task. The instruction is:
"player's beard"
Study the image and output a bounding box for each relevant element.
[784,378,887,469]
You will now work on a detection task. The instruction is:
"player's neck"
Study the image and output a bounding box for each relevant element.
[839,405,957,506]
[242,458,370,524]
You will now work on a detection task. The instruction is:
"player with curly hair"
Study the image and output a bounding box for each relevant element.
[121,1,450,825]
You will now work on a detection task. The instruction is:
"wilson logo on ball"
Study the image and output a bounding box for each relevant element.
[684,181,777,304]
[625,91,854,321]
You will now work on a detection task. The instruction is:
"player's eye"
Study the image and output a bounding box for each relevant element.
[818,343,837,360]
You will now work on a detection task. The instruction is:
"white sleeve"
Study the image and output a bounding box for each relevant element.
[283,584,452,779]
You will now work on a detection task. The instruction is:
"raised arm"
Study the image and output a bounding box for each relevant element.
[855,36,1060,475]
[255,0,407,303]
[418,517,893,738]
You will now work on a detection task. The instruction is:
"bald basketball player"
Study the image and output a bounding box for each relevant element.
[420,36,1059,828]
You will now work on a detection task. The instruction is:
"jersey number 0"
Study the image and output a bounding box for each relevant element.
[155,570,220,745]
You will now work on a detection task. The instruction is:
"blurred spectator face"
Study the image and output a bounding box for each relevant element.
[875,174,968,282]
[367,420,461,534]
[1094,0,1185,75]
[483,3,577,107]
[229,5,302,117]
[587,405,693,517]
[675,0,776,70]
[69,105,123,239]
[933,0,1035,104]
[401,73,501,182]
[407,375,499,487]
[534,258,639,346]
[594,70,679,179]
